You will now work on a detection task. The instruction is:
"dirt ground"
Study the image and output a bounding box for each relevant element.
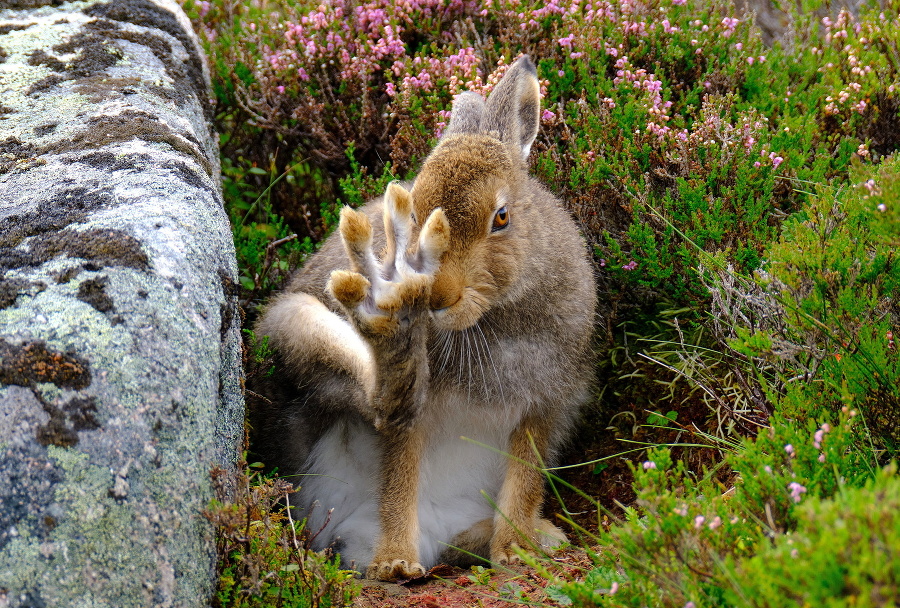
[353,547,596,608]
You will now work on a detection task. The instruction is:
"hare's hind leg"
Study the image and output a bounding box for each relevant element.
[440,518,492,566]
[256,291,375,415]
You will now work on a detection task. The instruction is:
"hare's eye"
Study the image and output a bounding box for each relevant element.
[492,206,510,232]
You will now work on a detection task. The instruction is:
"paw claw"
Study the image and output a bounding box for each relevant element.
[491,547,523,566]
[366,558,426,582]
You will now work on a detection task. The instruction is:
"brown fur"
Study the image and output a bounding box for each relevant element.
[253,56,597,581]
[367,426,427,580]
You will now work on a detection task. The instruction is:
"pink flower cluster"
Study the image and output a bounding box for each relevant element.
[612,56,672,140]
[260,0,487,99]
[787,481,807,503]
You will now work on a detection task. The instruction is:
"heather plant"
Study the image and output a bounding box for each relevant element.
[205,459,357,608]
[542,410,881,607]
[706,154,900,454]
[727,463,900,607]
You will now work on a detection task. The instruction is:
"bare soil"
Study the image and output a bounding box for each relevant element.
[353,548,596,608]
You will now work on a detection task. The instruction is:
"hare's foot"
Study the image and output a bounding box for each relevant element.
[365,557,426,582]
[490,517,566,565]
[328,183,449,339]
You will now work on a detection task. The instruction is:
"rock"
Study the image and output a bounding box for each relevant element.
[0,1,243,606]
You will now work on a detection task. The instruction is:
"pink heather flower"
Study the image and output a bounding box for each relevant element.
[878,203,887,212]
[685,603,696,608]
[672,0,687,4]
[542,109,556,121]
[735,42,743,50]
[771,155,784,168]
[784,444,794,455]
[609,582,619,595]
[674,506,688,516]
[694,515,705,529]
[758,55,766,63]
[558,70,565,78]
[385,82,396,96]
[746,56,755,65]
[622,260,638,271]
[276,85,285,94]
[821,423,831,433]
[708,516,722,530]
[814,429,825,444]
[570,52,584,59]
[643,461,657,470]
[819,453,827,463]
[754,161,761,167]
[788,482,807,503]
[764,465,773,474]
[558,34,576,48]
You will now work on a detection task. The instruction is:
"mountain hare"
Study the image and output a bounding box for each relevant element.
[254,56,597,581]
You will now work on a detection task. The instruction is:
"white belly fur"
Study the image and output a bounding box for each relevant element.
[297,399,520,570]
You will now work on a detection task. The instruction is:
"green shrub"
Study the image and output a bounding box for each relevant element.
[205,460,358,608]
[545,410,878,607]
[727,463,900,608]
[708,154,900,455]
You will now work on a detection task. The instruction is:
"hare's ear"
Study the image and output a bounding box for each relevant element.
[482,56,541,163]
[442,91,485,139]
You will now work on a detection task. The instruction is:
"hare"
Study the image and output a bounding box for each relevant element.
[254,56,597,582]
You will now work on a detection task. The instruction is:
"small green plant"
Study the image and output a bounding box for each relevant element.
[467,565,495,586]
[205,459,358,608]
[727,463,900,607]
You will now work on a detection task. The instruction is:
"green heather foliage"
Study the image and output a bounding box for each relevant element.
[545,411,886,607]
[709,155,900,453]
[205,461,357,608]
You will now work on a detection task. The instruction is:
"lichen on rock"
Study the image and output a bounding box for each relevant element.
[0,1,242,606]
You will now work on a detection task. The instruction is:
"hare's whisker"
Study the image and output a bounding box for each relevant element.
[464,328,473,403]
[476,322,504,406]
[471,322,488,398]
[439,330,454,376]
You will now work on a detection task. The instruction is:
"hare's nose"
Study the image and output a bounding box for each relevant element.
[431,290,462,311]
[430,274,463,310]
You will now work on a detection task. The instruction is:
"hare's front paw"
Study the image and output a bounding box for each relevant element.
[365,558,426,582]
[328,182,449,339]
